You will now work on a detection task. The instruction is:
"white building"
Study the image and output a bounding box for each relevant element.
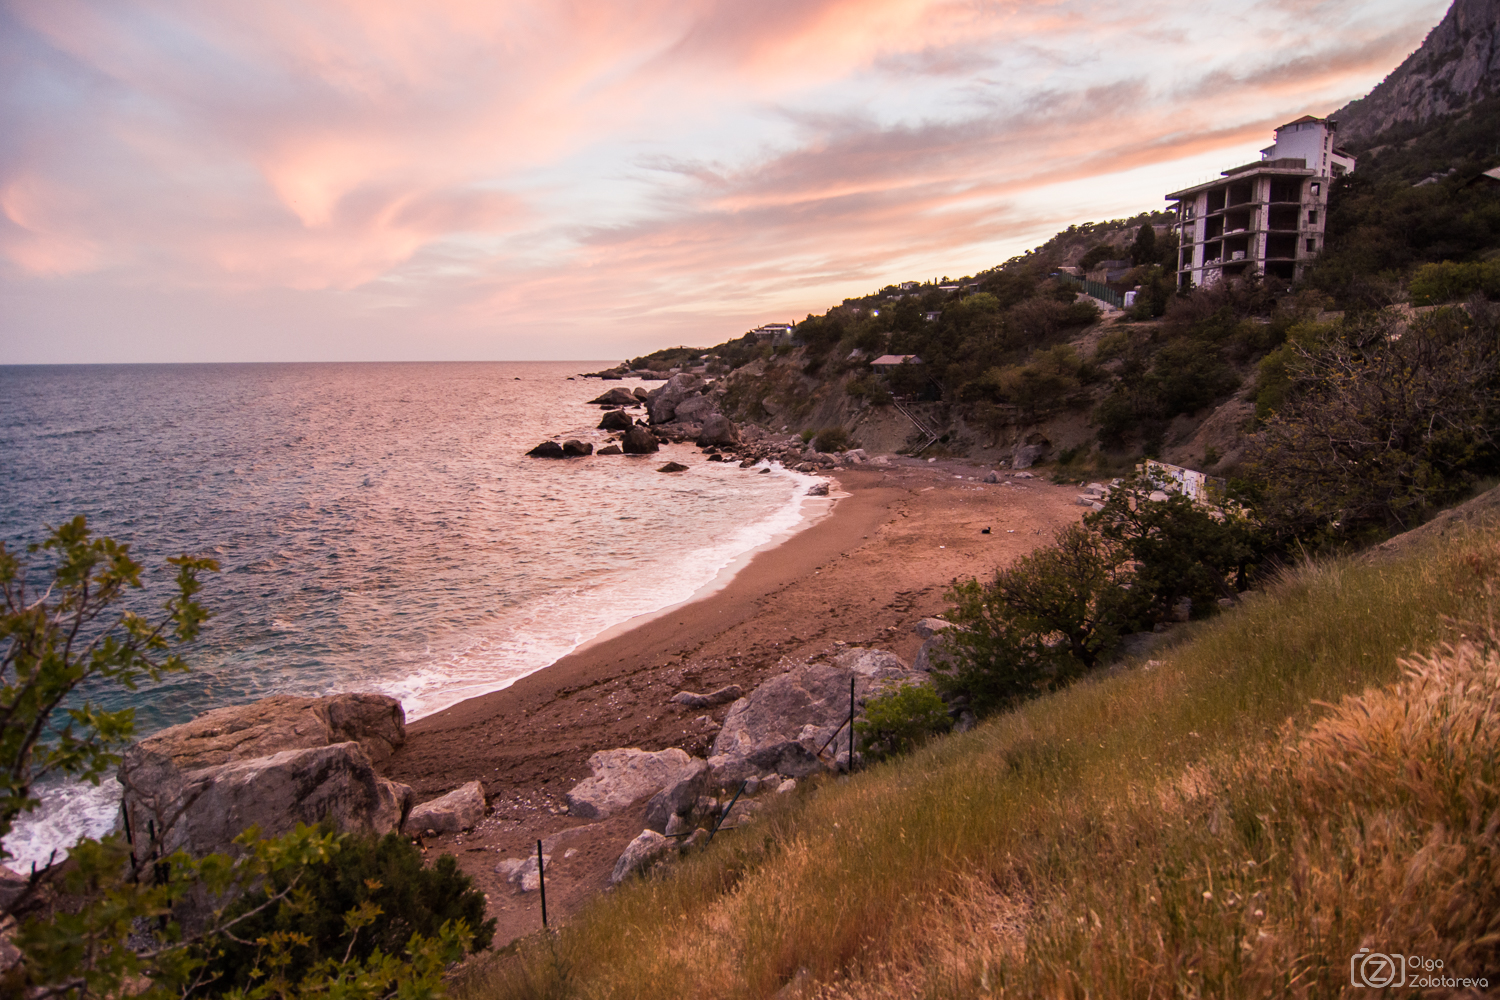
[1167,116,1356,290]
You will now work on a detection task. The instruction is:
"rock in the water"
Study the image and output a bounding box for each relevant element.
[806,483,830,497]
[658,461,688,473]
[708,661,915,782]
[527,441,566,458]
[597,444,623,455]
[632,387,650,401]
[565,748,700,820]
[669,685,743,709]
[561,439,594,457]
[407,780,486,834]
[621,426,659,454]
[589,388,639,406]
[696,413,738,447]
[123,743,413,858]
[643,759,712,832]
[611,829,670,884]
[599,409,635,431]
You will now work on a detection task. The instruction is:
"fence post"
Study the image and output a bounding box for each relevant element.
[537,838,548,929]
[847,677,855,773]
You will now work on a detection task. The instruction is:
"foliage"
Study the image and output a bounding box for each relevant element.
[1409,259,1500,305]
[1078,243,1121,272]
[1247,301,1500,540]
[204,824,495,993]
[843,373,892,405]
[854,681,951,762]
[0,516,217,857]
[1128,222,1156,267]
[812,426,850,452]
[933,524,1137,715]
[968,344,1087,416]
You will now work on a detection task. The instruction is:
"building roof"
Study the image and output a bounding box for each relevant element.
[872,354,922,366]
[1278,114,1325,128]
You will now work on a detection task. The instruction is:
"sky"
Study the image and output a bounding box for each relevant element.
[0,0,1450,363]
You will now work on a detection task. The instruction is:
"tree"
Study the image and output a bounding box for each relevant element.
[1130,222,1157,267]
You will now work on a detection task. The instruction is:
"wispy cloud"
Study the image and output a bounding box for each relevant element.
[0,0,1449,361]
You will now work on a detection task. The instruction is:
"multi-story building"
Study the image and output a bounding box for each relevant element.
[1167,116,1356,290]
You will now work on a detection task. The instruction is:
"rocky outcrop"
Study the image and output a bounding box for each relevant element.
[589,388,639,406]
[621,426,659,454]
[599,409,635,431]
[643,759,712,833]
[911,619,960,672]
[707,659,914,783]
[645,374,703,424]
[407,780,486,834]
[1332,0,1500,146]
[696,413,738,447]
[564,748,701,819]
[118,694,411,858]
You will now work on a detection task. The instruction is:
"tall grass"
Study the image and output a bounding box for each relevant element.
[459,527,1500,999]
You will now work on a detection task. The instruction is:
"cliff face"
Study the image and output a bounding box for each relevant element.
[1332,0,1500,146]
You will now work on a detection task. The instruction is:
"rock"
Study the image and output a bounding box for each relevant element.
[912,634,957,672]
[611,829,670,884]
[0,866,28,914]
[1012,444,1046,469]
[599,409,635,431]
[527,441,566,458]
[832,647,907,675]
[912,618,952,639]
[983,470,1001,483]
[645,373,702,424]
[597,444,623,455]
[621,426,660,454]
[658,461,689,473]
[589,388,639,406]
[664,813,690,837]
[561,439,593,457]
[565,748,700,820]
[496,853,549,892]
[696,413,738,447]
[672,395,716,424]
[632,387,650,401]
[669,685,743,709]
[776,778,797,794]
[708,661,915,781]
[806,483,830,497]
[122,742,413,858]
[117,694,410,858]
[407,780,486,834]
[643,759,712,832]
[1014,470,1034,479]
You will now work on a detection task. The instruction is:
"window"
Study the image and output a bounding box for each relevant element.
[1311,182,1321,196]
[1306,239,1316,253]
[1308,210,1318,224]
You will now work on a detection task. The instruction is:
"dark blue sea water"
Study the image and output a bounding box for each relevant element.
[0,362,819,865]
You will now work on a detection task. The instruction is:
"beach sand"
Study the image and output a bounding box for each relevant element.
[384,459,1086,946]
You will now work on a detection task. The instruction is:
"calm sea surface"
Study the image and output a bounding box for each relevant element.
[0,362,818,866]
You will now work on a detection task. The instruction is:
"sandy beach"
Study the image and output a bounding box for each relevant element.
[383,458,1086,946]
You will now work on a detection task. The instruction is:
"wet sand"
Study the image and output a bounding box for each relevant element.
[384,459,1085,946]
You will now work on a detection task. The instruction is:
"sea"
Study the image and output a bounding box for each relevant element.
[0,362,823,869]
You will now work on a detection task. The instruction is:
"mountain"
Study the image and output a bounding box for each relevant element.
[1332,0,1500,146]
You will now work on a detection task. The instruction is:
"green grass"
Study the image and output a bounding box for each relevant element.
[458,523,1500,999]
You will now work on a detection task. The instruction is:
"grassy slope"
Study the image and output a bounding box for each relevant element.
[463,519,1500,1000]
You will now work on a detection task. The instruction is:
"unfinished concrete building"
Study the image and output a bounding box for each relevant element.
[1167,116,1356,290]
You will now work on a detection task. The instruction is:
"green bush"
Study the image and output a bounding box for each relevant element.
[1409,259,1500,305]
[845,373,892,405]
[855,682,952,761]
[813,426,850,452]
[204,823,495,993]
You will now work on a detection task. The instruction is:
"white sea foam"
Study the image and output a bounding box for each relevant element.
[5,778,122,872]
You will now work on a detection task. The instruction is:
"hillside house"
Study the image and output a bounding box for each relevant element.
[872,354,922,373]
[1167,116,1356,289]
[750,322,796,347]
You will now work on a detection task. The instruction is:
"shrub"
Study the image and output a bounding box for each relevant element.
[855,682,952,761]
[845,373,892,405]
[813,426,850,452]
[1409,259,1500,304]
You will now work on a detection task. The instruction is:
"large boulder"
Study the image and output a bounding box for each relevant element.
[588,388,638,406]
[598,409,635,432]
[708,660,915,782]
[643,759,712,833]
[645,374,702,424]
[696,413,738,447]
[118,694,410,857]
[561,439,594,457]
[621,426,660,454]
[527,441,566,458]
[407,780,486,834]
[122,742,413,858]
[671,395,716,425]
[1012,443,1046,469]
[564,748,701,820]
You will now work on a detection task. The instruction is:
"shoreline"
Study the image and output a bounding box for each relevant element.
[384,459,1088,946]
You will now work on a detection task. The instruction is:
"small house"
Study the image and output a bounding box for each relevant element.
[872,354,922,373]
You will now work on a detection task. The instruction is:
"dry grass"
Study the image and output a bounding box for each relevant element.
[457,527,1500,1000]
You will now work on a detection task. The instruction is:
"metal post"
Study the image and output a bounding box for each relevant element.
[537,838,548,929]
[847,677,855,772]
[708,781,748,844]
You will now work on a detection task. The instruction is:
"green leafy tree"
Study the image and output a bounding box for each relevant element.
[855,682,951,762]
[1129,223,1157,267]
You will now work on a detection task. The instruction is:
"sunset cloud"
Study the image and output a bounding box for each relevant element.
[0,0,1449,361]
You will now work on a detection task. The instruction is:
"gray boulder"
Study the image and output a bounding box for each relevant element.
[561,439,593,457]
[696,413,738,447]
[565,748,700,819]
[407,780,486,834]
[646,374,702,424]
[589,388,638,405]
[708,661,915,781]
[611,830,670,884]
[621,426,660,454]
[669,685,743,709]
[806,483,830,497]
[983,470,1001,483]
[672,394,716,425]
[643,759,712,832]
[632,387,650,401]
[912,617,953,639]
[1012,443,1046,469]
[597,444,623,455]
[122,742,413,858]
[527,441,565,458]
[599,409,635,431]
